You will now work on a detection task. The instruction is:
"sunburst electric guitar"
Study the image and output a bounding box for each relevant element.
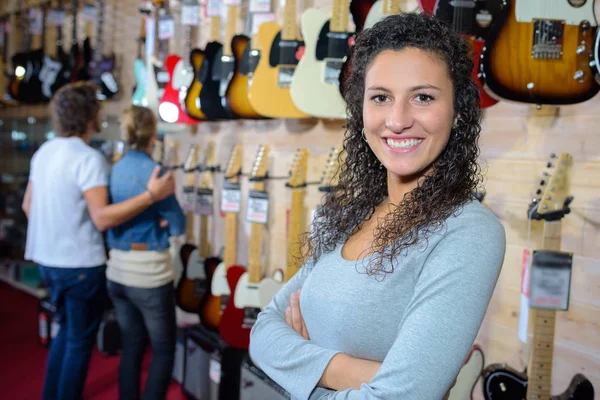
[258,148,309,309]
[221,145,270,349]
[290,0,352,119]
[247,0,308,118]
[480,0,599,105]
[482,153,594,399]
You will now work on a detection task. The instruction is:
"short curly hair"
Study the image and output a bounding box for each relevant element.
[302,13,483,276]
[50,81,101,137]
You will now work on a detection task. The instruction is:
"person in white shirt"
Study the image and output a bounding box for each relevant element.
[21,82,175,400]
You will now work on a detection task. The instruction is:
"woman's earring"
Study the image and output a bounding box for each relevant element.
[361,128,368,142]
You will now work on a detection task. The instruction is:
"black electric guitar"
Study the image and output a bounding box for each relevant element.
[15,5,46,104]
[197,14,237,120]
[40,0,70,99]
[482,154,594,400]
[87,0,118,99]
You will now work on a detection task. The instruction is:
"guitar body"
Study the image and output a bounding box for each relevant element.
[248,21,308,119]
[480,0,599,105]
[448,345,484,400]
[291,9,350,120]
[339,0,377,97]
[419,0,500,109]
[158,54,199,124]
[75,37,92,81]
[18,49,45,104]
[482,364,594,399]
[131,58,148,106]
[184,48,208,120]
[171,58,194,91]
[364,0,419,30]
[146,56,168,116]
[219,265,251,349]
[199,256,222,331]
[51,46,73,95]
[8,51,29,100]
[226,34,262,119]
[39,55,64,100]
[175,246,219,319]
[88,54,119,100]
[198,41,237,120]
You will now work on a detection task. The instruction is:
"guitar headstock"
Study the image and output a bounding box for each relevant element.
[287,148,309,189]
[250,145,271,191]
[319,147,344,192]
[224,144,243,184]
[163,140,179,168]
[151,139,163,163]
[199,140,216,189]
[183,144,199,186]
[528,153,574,221]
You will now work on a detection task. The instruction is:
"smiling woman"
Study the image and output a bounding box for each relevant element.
[249,12,506,400]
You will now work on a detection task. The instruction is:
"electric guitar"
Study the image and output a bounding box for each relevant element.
[183,21,208,121]
[258,148,309,309]
[419,0,500,109]
[212,145,245,342]
[146,0,171,117]
[221,145,270,349]
[0,17,11,103]
[68,0,86,82]
[50,0,74,94]
[247,0,309,118]
[74,2,93,82]
[447,345,484,400]
[8,7,30,101]
[131,18,148,106]
[480,0,599,105]
[482,154,595,399]
[290,0,352,119]
[196,13,237,120]
[39,0,68,100]
[363,0,419,29]
[225,8,263,119]
[87,0,118,100]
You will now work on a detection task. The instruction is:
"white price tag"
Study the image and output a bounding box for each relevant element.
[196,188,214,216]
[206,0,222,17]
[249,0,272,12]
[47,8,67,26]
[529,250,572,311]
[81,4,97,22]
[209,358,221,384]
[246,190,269,225]
[224,0,242,5]
[29,8,43,35]
[182,186,196,212]
[158,16,175,40]
[251,13,276,35]
[181,4,200,26]
[221,184,241,213]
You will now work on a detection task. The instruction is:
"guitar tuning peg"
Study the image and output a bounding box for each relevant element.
[550,153,556,158]
[547,162,553,168]
[540,180,545,186]
[542,172,549,176]
[536,189,542,195]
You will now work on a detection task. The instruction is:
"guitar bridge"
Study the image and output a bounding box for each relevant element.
[323,59,344,85]
[531,20,564,60]
[242,307,260,329]
[277,67,295,88]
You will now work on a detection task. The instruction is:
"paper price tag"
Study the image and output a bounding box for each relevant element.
[81,4,97,21]
[209,358,221,384]
[182,4,200,26]
[517,248,531,343]
[221,183,241,213]
[158,16,176,40]
[529,250,573,311]
[29,8,43,35]
[196,188,214,216]
[246,190,269,224]
[48,8,67,26]
[182,186,196,212]
[250,0,272,12]
[206,0,222,17]
[251,13,276,35]
[224,0,242,5]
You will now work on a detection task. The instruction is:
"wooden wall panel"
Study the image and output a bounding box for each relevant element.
[1,0,599,396]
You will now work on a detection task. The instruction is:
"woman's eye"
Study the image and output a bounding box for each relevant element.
[415,94,434,104]
[372,94,388,103]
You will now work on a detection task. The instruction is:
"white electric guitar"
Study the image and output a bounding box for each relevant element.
[447,345,484,400]
[364,0,420,30]
[211,145,244,300]
[290,0,352,120]
[146,1,171,116]
[172,0,197,92]
[233,145,271,323]
[258,148,310,309]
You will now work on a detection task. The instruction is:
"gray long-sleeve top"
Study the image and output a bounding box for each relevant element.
[249,200,506,400]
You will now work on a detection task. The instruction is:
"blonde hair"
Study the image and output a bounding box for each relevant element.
[121,105,157,150]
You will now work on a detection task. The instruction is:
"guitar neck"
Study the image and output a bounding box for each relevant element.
[183,24,192,64]
[199,214,210,259]
[71,0,78,48]
[223,5,238,56]
[184,211,195,243]
[223,211,237,268]
[281,0,297,41]
[526,220,561,399]
[331,0,349,33]
[248,181,266,284]
[210,16,220,42]
[286,188,305,281]
[93,0,104,61]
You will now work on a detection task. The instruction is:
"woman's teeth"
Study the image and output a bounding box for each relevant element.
[385,138,423,149]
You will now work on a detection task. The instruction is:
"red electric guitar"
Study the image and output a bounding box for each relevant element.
[219,145,271,349]
[418,0,500,109]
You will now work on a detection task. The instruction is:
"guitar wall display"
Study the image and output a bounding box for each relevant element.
[480,0,599,106]
[146,0,171,117]
[39,0,70,100]
[481,153,595,399]
[87,0,118,100]
[132,18,148,106]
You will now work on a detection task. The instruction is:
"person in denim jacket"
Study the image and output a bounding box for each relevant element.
[106,105,185,400]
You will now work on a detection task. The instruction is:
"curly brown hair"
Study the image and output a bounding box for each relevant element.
[302,13,484,276]
[50,81,101,137]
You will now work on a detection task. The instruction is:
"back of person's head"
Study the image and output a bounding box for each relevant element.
[50,82,101,138]
[121,105,157,150]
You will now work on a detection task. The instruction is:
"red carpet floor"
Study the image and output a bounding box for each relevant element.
[0,282,186,400]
